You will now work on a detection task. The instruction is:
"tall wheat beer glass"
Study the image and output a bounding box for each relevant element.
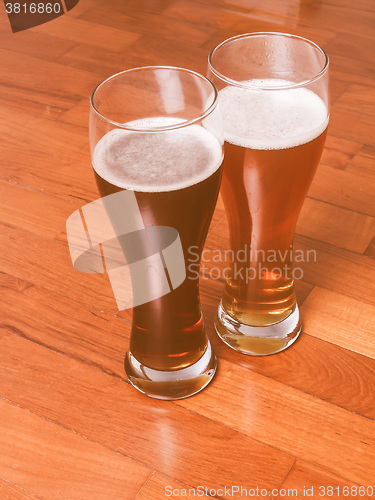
[208,33,329,355]
[90,67,223,398]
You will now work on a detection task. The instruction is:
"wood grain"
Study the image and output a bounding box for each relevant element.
[0,478,40,500]
[205,307,375,421]
[136,473,211,499]
[0,398,152,499]
[0,141,96,204]
[179,358,375,485]
[0,271,129,377]
[308,163,375,217]
[34,16,141,52]
[335,83,375,116]
[274,461,371,500]
[0,179,79,239]
[0,331,295,497]
[0,49,98,99]
[301,286,375,359]
[294,235,375,306]
[296,197,375,253]
[0,223,118,313]
[330,105,375,144]
[319,135,361,170]
[0,0,374,497]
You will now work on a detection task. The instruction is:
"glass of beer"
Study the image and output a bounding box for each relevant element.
[208,33,329,355]
[90,67,223,399]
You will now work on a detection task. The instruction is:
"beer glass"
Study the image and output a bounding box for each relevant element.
[208,33,329,355]
[90,67,223,398]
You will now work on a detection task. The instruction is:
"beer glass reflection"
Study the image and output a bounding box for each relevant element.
[208,33,329,355]
[90,67,223,398]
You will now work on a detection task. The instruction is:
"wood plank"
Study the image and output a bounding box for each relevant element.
[346,151,375,177]
[331,63,375,95]
[136,473,211,499]
[196,0,375,38]
[274,461,369,500]
[0,223,118,313]
[164,0,250,30]
[296,197,375,254]
[294,3,375,37]
[86,0,176,15]
[0,83,74,120]
[0,49,99,98]
[0,332,295,498]
[0,81,81,114]
[329,53,375,88]
[0,271,129,377]
[202,22,334,54]
[0,141,97,204]
[326,32,375,64]
[0,179,80,240]
[3,264,374,422]
[294,235,375,306]
[329,105,375,145]
[207,319,375,421]
[200,275,375,421]
[0,398,152,499]
[109,34,210,75]
[0,102,90,161]
[78,5,215,46]
[308,164,375,217]
[0,478,40,500]
[320,135,361,170]
[166,0,305,29]
[58,44,133,82]
[317,0,375,11]
[365,236,375,259]
[0,29,77,63]
[178,358,375,486]
[33,15,141,52]
[334,83,375,117]
[360,144,375,159]
[301,286,375,359]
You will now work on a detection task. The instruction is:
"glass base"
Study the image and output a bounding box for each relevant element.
[125,341,217,400]
[215,302,302,356]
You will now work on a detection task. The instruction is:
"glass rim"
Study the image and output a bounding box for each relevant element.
[90,65,219,132]
[208,32,330,90]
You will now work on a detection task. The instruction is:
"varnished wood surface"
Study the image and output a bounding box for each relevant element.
[0,0,374,498]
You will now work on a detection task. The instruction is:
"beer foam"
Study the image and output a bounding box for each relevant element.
[219,79,329,149]
[93,117,223,192]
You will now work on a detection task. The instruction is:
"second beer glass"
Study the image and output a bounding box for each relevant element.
[208,33,329,355]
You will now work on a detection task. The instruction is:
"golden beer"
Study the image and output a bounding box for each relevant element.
[219,83,328,334]
[209,34,330,355]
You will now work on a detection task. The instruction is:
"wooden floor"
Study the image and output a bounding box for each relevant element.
[0,0,374,498]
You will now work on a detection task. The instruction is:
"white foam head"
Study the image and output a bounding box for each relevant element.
[93,117,223,192]
[219,79,329,149]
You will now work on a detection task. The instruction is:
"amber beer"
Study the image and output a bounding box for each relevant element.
[92,119,223,373]
[216,81,329,352]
